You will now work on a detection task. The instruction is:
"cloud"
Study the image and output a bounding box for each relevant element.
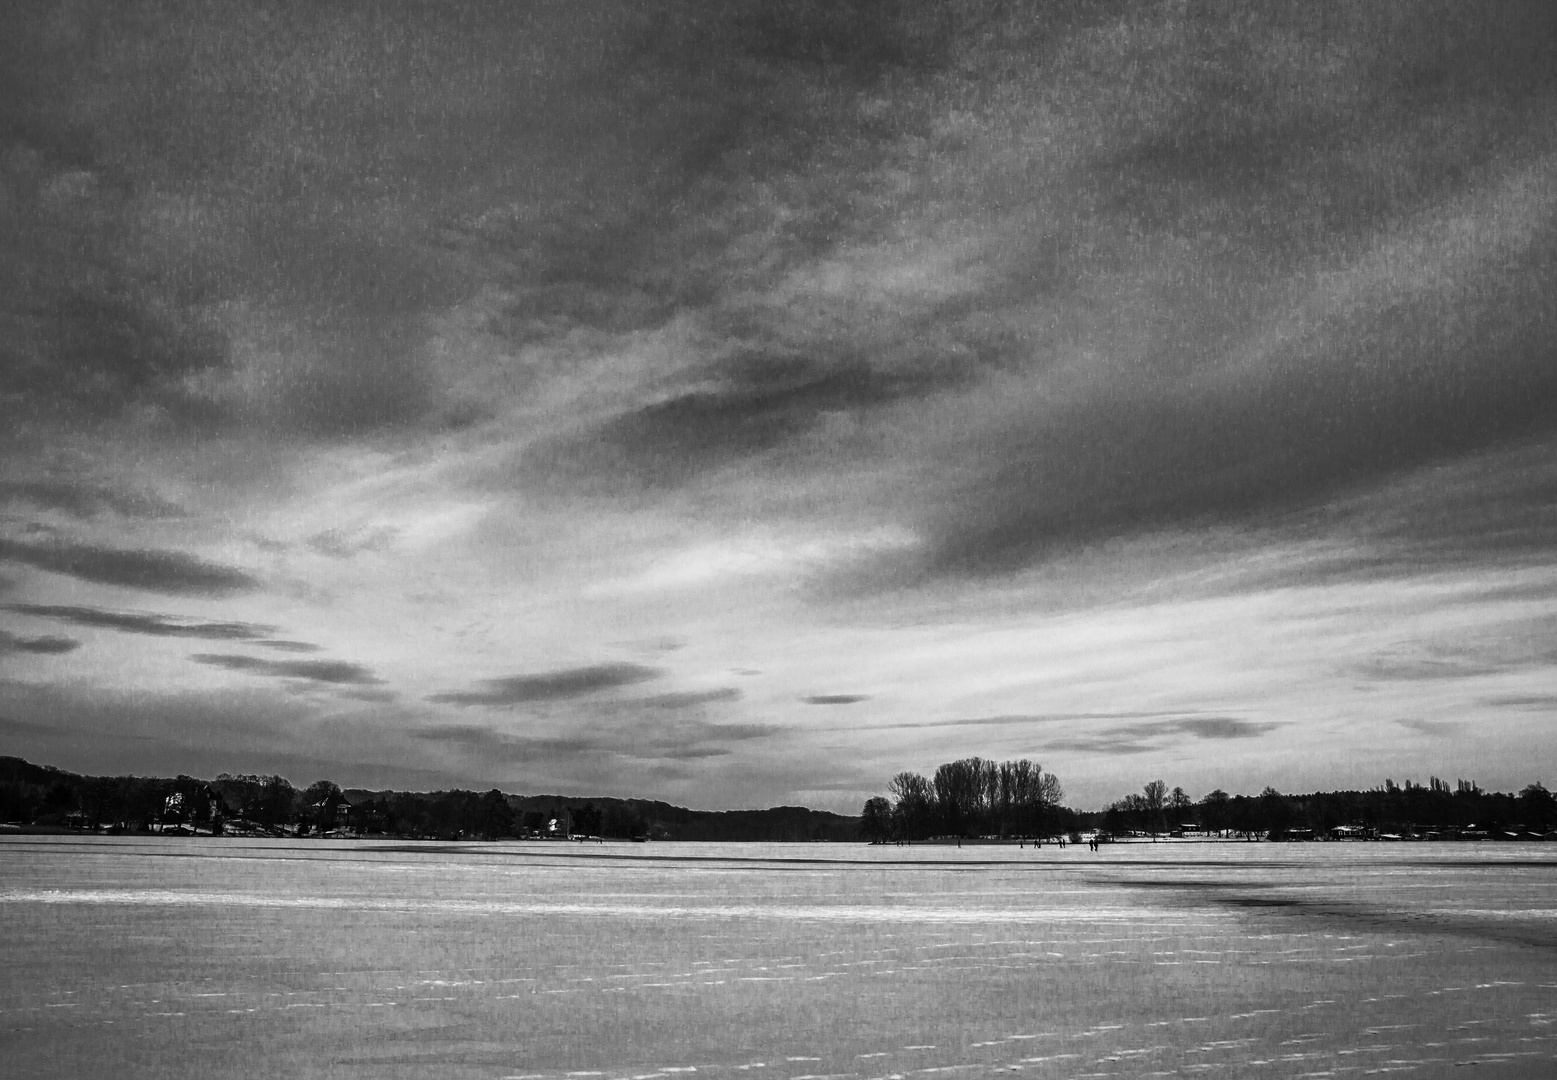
[428,663,661,706]
[0,539,258,595]
[1483,693,1557,709]
[337,688,399,704]
[0,629,79,655]
[410,713,779,764]
[639,687,743,709]
[0,714,69,737]
[850,711,1205,732]
[1353,617,1557,682]
[1172,718,1283,740]
[0,480,183,519]
[523,359,964,493]
[306,526,398,558]
[411,724,596,761]
[0,678,450,789]
[1046,717,1282,755]
[254,640,324,653]
[4,603,276,640]
[802,694,869,705]
[1396,719,1462,737]
[1354,651,1507,682]
[189,653,382,686]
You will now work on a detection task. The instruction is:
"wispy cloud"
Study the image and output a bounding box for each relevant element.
[5,603,276,640]
[0,480,184,519]
[411,713,780,764]
[639,687,743,709]
[1396,718,1462,737]
[0,539,257,595]
[189,653,381,686]
[306,526,399,558]
[0,629,80,655]
[1047,717,1282,756]
[254,640,324,653]
[850,711,1212,732]
[1483,693,1557,709]
[428,663,661,706]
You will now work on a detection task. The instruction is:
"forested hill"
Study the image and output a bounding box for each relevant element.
[0,755,859,842]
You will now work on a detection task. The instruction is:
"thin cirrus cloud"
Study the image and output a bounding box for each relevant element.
[254,640,325,654]
[0,480,184,519]
[846,711,1214,732]
[1483,694,1557,709]
[0,629,80,655]
[0,539,257,596]
[521,359,964,494]
[428,663,662,706]
[411,715,780,763]
[1396,719,1462,737]
[1046,717,1283,757]
[5,603,277,640]
[639,687,743,709]
[189,653,382,686]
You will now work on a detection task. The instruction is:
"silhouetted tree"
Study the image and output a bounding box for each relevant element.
[481,789,516,838]
[1520,782,1555,830]
[888,771,935,841]
[934,758,985,836]
[1142,780,1167,838]
[1199,789,1231,836]
[1260,786,1291,838]
[860,796,893,843]
[572,801,601,839]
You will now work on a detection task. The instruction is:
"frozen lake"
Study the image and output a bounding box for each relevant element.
[1,837,1553,1079]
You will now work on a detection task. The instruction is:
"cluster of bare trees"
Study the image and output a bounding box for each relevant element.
[861,757,1065,842]
[1095,778,1557,839]
[1101,779,1194,838]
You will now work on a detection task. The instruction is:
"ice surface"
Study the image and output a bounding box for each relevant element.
[1,838,1553,1079]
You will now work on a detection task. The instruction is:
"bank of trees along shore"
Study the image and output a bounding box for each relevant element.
[1100,776,1557,840]
[860,757,1073,843]
[0,756,858,841]
[861,762,1556,844]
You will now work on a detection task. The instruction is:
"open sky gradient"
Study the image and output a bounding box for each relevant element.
[3,1,1555,811]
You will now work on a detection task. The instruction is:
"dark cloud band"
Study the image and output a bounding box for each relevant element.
[0,629,80,655]
[428,663,662,706]
[189,653,381,686]
[5,603,276,640]
[1046,717,1283,756]
[0,480,184,519]
[0,539,257,596]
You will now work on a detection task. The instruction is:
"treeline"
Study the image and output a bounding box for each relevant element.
[860,757,1075,842]
[0,756,859,842]
[1091,776,1557,839]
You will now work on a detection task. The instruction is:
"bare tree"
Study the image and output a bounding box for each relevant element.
[1142,779,1167,839]
[888,771,934,842]
[860,796,894,844]
[1168,786,1192,831]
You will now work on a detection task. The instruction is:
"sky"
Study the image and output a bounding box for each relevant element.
[3,1,1555,812]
